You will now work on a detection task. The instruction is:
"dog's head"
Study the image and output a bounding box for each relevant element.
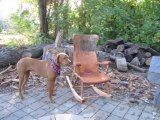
[56,52,71,66]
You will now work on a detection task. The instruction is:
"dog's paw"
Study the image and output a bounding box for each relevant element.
[20,96,24,99]
[50,99,55,103]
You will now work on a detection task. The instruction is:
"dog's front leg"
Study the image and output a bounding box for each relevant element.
[48,78,55,103]
[52,79,57,96]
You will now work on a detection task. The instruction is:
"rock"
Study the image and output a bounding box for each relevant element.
[116,44,125,52]
[145,52,152,58]
[107,38,124,49]
[145,57,152,66]
[96,45,105,52]
[115,53,128,72]
[154,89,160,107]
[147,56,160,85]
[130,57,140,66]
[124,45,140,55]
[125,54,133,62]
[110,49,119,56]
[105,45,112,53]
[137,49,145,60]
[96,51,110,68]
[125,42,134,48]
[140,58,146,66]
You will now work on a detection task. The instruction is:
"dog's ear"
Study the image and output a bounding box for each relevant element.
[55,54,60,65]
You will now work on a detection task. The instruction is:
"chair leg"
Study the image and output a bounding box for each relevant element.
[73,78,79,88]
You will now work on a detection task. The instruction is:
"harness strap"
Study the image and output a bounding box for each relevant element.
[50,59,60,76]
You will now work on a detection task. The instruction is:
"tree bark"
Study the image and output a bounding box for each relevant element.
[0,49,21,68]
[53,0,59,37]
[38,0,48,35]
[22,47,43,58]
[0,46,43,68]
[55,29,63,47]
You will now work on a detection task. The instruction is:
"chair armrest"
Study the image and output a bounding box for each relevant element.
[97,61,111,73]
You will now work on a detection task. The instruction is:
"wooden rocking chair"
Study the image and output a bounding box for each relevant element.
[66,34,112,102]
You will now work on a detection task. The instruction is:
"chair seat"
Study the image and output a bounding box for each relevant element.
[79,72,110,84]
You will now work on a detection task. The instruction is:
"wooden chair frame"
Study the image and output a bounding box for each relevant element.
[66,34,112,102]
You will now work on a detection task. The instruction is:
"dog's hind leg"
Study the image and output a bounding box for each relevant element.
[19,73,25,99]
[22,71,30,94]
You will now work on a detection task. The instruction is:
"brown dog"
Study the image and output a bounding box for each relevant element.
[17,52,71,103]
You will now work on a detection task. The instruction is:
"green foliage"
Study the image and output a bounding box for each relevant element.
[0,22,3,33]
[48,2,70,38]
[8,0,160,51]
[30,34,53,45]
[10,9,38,36]
[68,0,160,49]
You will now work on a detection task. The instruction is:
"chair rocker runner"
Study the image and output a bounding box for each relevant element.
[66,34,112,102]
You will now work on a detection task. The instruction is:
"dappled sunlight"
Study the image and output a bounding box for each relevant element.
[0,34,30,47]
[0,0,20,20]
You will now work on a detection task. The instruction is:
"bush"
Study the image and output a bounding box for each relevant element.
[68,0,160,50]
[8,0,160,51]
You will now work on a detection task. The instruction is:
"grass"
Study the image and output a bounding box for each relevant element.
[0,33,55,48]
[0,33,48,48]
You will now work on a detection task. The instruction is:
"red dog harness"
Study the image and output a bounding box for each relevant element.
[50,60,60,76]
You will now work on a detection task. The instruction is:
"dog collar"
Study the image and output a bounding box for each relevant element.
[51,61,60,76]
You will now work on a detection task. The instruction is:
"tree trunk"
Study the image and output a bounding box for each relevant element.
[53,0,59,37]
[55,29,63,47]
[22,47,43,58]
[0,49,21,68]
[38,0,48,35]
[0,46,43,68]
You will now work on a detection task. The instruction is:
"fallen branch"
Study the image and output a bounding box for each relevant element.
[11,79,19,82]
[9,67,17,72]
[127,62,146,73]
[0,79,19,86]
[1,79,12,85]
[0,65,12,75]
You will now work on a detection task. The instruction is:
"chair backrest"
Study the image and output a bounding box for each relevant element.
[72,34,99,74]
